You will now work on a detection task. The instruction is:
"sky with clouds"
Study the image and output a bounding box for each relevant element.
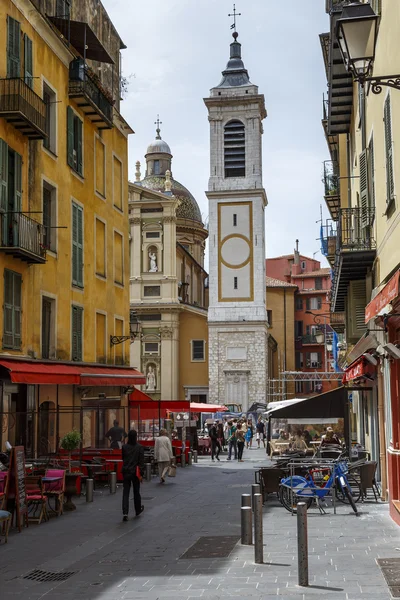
[103,0,331,265]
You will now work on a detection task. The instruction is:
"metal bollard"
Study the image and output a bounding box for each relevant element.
[86,478,94,502]
[193,450,198,463]
[297,502,309,587]
[145,463,152,481]
[181,453,186,468]
[254,493,263,564]
[241,506,252,545]
[241,493,251,508]
[109,471,117,494]
[251,483,261,511]
[188,451,193,466]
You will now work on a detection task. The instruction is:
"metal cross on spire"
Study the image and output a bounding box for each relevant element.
[228,4,241,34]
[154,115,162,139]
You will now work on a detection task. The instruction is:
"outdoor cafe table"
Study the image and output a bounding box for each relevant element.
[42,476,63,492]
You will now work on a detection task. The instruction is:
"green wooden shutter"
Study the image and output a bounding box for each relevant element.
[317,297,322,309]
[72,305,83,361]
[14,152,22,212]
[7,17,21,78]
[368,136,375,210]
[24,35,33,88]
[13,271,22,349]
[72,203,83,287]
[0,139,8,214]
[384,95,395,204]
[306,298,310,310]
[77,118,83,175]
[359,149,369,227]
[43,187,51,249]
[67,106,74,168]
[3,270,21,349]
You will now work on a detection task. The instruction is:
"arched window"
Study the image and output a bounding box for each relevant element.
[224,120,245,177]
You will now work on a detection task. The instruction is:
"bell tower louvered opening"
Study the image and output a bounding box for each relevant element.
[224,120,245,178]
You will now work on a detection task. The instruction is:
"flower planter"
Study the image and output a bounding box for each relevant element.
[64,473,81,511]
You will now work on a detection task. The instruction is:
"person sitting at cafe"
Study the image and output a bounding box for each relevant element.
[289,430,308,452]
[320,426,342,448]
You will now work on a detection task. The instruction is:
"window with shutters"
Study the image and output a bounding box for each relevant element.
[384,95,395,206]
[43,82,57,154]
[191,340,205,361]
[42,296,55,359]
[295,352,303,369]
[95,218,106,277]
[67,107,83,176]
[113,155,123,210]
[295,296,303,310]
[295,320,303,338]
[315,278,323,290]
[347,280,367,342]
[0,140,22,223]
[42,181,57,253]
[224,120,245,178]
[96,312,107,364]
[307,297,322,310]
[113,231,124,285]
[95,135,106,197]
[3,269,22,350]
[71,305,83,361]
[368,136,376,211]
[359,148,371,228]
[7,16,21,79]
[72,202,83,287]
[24,35,33,89]
[114,318,124,365]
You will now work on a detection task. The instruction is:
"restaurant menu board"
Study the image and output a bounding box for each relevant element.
[6,446,27,532]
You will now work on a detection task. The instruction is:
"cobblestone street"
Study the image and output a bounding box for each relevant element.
[0,448,398,600]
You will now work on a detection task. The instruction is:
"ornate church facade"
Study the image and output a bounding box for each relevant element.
[129,126,209,402]
[205,30,269,411]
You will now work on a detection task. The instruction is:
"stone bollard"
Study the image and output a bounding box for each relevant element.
[193,450,198,463]
[86,478,94,502]
[297,502,309,586]
[181,453,186,468]
[145,463,152,481]
[251,483,261,511]
[188,451,193,466]
[109,472,117,494]
[254,493,263,564]
[241,493,251,508]
[241,506,252,545]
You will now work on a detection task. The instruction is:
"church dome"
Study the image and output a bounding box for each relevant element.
[146,138,172,156]
[141,175,203,224]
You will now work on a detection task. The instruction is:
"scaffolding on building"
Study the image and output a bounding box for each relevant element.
[268,370,343,403]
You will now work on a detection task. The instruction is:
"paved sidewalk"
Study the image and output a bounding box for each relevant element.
[0,446,398,599]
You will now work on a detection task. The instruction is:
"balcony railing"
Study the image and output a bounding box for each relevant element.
[0,78,47,139]
[324,160,339,197]
[69,59,113,128]
[339,207,376,251]
[302,335,320,344]
[0,212,46,264]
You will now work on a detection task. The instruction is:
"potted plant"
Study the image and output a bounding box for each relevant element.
[60,430,82,511]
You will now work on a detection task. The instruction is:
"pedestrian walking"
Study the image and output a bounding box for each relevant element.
[209,421,221,461]
[236,423,245,462]
[154,429,173,483]
[226,420,237,460]
[217,421,225,451]
[256,417,265,448]
[245,421,253,449]
[121,430,145,521]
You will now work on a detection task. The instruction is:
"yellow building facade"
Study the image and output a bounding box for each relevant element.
[0,0,141,457]
[129,128,209,403]
[320,0,400,517]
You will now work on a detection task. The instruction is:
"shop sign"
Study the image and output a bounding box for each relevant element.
[342,359,366,383]
[365,270,400,323]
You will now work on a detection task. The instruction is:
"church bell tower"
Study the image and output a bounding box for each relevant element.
[204,23,268,411]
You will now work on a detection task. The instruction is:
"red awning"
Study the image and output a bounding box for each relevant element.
[365,270,400,323]
[342,357,375,384]
[190,403,228,413]
[0,360,146,386]
[129,388,155,403]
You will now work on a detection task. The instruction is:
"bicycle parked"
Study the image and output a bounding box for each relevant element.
[279,457,360,515]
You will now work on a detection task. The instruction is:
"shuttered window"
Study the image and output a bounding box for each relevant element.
[7,16,21,78]
[71,305,83,361]
[368,136,375,210]
[0,139,8,218]
[224,120,245,178]
[192,340,205,361]
[3,269,22,349]
[72,202,83,287]
[67,107,83,176]
[384,95,395,205]
[24,34,33,88]
[359,148,369,226]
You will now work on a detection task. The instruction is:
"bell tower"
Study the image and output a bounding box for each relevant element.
[204,26,268,411]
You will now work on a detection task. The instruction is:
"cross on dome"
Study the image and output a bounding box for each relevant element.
[228,3,241,37]
[154,115,162,140]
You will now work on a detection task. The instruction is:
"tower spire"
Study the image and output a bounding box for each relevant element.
[228,4,241,35]
[154,115,162,140]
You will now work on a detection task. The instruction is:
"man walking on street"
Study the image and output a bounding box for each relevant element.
[227,420,237,460]
[209,421,221,461]
[256,417,265,449]
[121,430,145,521]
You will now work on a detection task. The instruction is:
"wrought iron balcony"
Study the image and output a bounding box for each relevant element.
[69,59,113,129]
[331,207,376,312]
[302,335,321,345]
[0,212,46,264]
[330,311,345,333]
[323,161,340,221]
[0,78,47,139]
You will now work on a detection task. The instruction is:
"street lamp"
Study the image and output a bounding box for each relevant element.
[336,2,400,94]
[305,310,331,370]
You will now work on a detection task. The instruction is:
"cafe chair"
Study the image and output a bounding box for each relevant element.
[26,476,48,525]
[0,509,12,543]
[44,469,66,516]
[359,461,380,502]
[0,473,7,510]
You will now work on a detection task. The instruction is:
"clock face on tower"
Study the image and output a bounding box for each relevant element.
[218,201,254,302]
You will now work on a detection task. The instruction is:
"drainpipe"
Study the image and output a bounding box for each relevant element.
[283,288,287,399]
[377,364,388,501]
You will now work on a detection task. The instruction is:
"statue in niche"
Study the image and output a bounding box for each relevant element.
[148,248,158,272]
[146,365,156,391]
